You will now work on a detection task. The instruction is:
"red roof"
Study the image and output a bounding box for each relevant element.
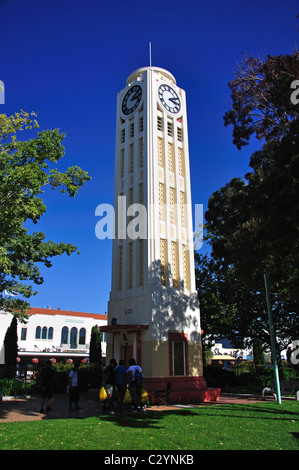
[28,307,107,321]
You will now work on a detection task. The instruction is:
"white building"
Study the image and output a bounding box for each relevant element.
[0,307,107,371]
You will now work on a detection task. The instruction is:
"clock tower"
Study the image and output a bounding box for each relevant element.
[100,67,220,403]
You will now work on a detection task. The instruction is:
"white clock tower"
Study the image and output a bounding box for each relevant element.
[101,67,220,403]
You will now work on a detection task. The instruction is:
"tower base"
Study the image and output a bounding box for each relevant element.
[144,376,221,404]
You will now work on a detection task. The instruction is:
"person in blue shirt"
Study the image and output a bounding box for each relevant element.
[114,359,127,412]
[127,358,144,412]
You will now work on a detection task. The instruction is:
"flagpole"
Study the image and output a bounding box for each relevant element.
[264,268,281,404]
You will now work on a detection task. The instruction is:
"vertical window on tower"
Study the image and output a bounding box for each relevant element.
[128,242,133,289]
[180,191,186,227]
[129,143,134,174]
[138,239,144,287]
[129,187,133,207]
[120,149,125,178]
[121,128,125,143]
[158,137,165,168]
[177,126,183,142]
[159,183,166,222]
[139,182,143,204]
[160,238,168,287]
[157,116,163,132]
[169,187,176,225]
[171,241,179,289]
[178,147,185,177]
[130,122,134,138]
[139,138,143,168]
[167,120,173,137]
[168,143,175,173]
[182,244,191,292]
[139,116,143,132]
[118,192,125,239]
[118,246,123,291]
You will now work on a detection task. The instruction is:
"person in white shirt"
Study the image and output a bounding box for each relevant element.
[68,362,81,410]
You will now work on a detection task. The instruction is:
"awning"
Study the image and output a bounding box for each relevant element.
[99,324,149,332]
[211,355,236,361]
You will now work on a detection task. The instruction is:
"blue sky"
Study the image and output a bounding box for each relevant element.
[0,0,298,314]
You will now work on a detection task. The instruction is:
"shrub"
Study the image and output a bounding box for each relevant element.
[0,378,37,397]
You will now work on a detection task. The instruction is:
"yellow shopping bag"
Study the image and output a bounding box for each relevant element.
[99,386,107,401]
[123,388,131,404]
[140,388,148,403]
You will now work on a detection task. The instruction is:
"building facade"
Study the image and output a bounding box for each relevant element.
[0,307,107,373]
[101,67,218,402]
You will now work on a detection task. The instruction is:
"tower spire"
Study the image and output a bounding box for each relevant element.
[149,42,152,68]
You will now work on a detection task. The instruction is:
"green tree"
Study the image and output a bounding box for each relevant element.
[203,50,299,371]
[89,325,102,366]
[223,51,299,149]
[0,111,91,319]
[205,119,299,308]
[195,252,296,373]
[4,316,18,378]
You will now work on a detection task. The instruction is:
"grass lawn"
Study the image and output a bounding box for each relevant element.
[0,401,298,451]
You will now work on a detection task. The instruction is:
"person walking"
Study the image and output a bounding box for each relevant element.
[114,359,127,412]
[127,358,144,412]
[39,360,55,413]
[68,362,81,410]
[102,358,117,414]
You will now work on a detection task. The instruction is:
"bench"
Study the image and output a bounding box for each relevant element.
[262,381,299,401]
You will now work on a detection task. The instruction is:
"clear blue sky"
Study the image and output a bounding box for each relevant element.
[0,0,298,314]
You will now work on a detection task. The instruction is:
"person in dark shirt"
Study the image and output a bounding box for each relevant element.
[102,358,117,414]
[114,359,127,412]
[127,358,144,412]
[39,360,55,413]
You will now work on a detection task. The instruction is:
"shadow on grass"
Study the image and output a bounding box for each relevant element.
[99,409,196,429]
[190,402,299,422]
[98,402,299,430]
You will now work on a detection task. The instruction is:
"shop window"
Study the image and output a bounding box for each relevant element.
[61,326,68,344]
[42,327,47,339]
[21,327,27,341]
[70,327,78,348]
[79,327,86,345]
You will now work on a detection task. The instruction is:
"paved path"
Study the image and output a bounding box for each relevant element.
[0,392,268,423]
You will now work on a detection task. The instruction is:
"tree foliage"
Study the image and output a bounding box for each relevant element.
[195,252,298,357]
[224,51,299,149]
[200,49,299,359]
[0,111,91,318]
[4,316,18,378]
[89,325,102,366]
[205,119,299,305]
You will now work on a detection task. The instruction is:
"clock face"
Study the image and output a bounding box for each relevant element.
[122,84,142,116]
[158,84,181,114]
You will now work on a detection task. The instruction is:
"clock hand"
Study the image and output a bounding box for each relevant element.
[169,97,180,105]
[131,91,140,101]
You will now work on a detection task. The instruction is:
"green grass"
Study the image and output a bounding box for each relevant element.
[0,402,298,450]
